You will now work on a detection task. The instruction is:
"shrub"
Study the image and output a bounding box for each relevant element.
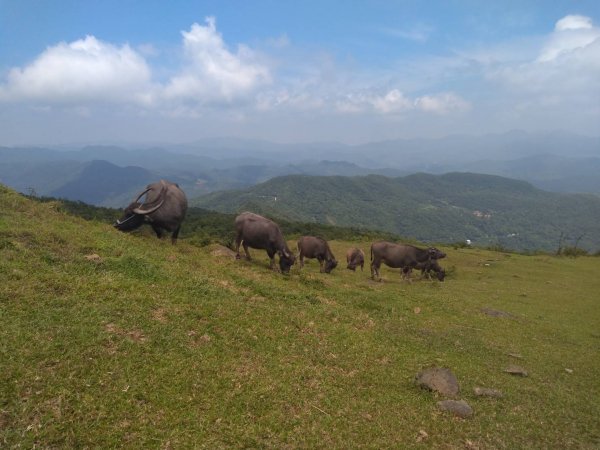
[560,246,588,257]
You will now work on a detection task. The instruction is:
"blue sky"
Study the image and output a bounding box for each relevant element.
[1,0,599,145]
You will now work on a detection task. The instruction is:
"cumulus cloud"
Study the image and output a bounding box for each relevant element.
[0,36,153,105]
[489,14,600,103]
[537,14,600,62]
[162,17,271,104]
[0,17,271,110]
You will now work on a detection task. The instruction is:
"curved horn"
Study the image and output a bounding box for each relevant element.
[132,197,165,215]
[134,187,153,204]
[132,183,167,215]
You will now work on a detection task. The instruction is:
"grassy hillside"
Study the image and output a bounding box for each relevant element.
[195,172,600,252]
[2,185,600,448]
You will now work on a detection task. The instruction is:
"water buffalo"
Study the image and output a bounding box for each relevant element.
[234,212,296,273]
[297,236,338,273]
[346,247,365,271]
[403,258,446,281]
[370,241,446,281]
[114,180,188,244]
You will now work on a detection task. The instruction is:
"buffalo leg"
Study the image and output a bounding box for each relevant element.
[235,233,243,259]
[170,226,181,245]
[402,267,414,283]
[299,250,304,268]
[151,224,164,239]
[360,261,364,271]
[242,243,252,260]
[371,259,380,280]
[267,249,277,271]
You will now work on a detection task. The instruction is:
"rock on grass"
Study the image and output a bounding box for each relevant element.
[437,400,473,418]
[473,387,503,398]
[504,365,528,377]
[415,367,459,397]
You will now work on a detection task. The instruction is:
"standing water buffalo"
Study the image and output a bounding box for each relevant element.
[370,241,446,281]
[114,180,188,244]
[297,236,338,273]
[234,212,296,273]
[346,247,365,271]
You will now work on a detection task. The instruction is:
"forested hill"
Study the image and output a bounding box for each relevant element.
[194,172,600,252]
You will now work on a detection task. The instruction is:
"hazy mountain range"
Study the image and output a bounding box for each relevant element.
[1,130,599,208]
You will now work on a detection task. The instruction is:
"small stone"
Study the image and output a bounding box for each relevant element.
[416,430,428,442]
[415,367,460,397]
[473,387,503,398]
[507,353,523,359]
[504,365,528,377]
[437,399,473,418]
[414,307,421,314]
[565,368,573,374]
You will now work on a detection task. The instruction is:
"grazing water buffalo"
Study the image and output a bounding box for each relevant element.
[403,258,446,281]
[346,247,365,271]
[370,241,446,281]
[297,236,338,273]
[234,212,296,273]
[114,180,188,244]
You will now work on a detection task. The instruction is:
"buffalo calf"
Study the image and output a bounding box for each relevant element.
[297,236,338,273]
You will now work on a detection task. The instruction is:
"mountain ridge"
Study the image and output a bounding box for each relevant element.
[194,172,600,252]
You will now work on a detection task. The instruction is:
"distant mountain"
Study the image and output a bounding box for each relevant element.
[0,145,404,205]
[194,172,600,252]
[165,130,600,172]
[50,160,159,207]
[460,154,600,194]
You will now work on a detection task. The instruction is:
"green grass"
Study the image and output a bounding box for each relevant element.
[1,186,600,448]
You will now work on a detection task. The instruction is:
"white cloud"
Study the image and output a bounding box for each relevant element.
[486,14,600,123]
[0,36,153,105]
[537,14,600,61]
[256,89,325,111]
[414,93,471,114]
[334,89,470,115]
[162,17,271,104]
[555,15,593,31]
[371,89,413,113]
[0,17,271,110]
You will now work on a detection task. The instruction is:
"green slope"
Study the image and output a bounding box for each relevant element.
[2,185,600,448]
[194,172,600,252]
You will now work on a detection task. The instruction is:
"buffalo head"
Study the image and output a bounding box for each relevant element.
[322,259,338,274]
[113,184,166,232]
[279,250,296,274]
